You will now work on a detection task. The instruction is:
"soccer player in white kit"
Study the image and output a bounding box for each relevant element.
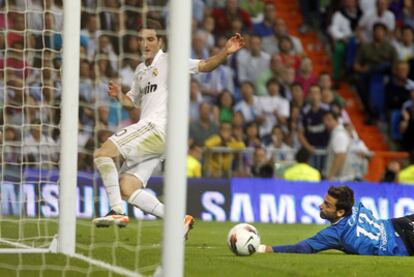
[92,20,245,237]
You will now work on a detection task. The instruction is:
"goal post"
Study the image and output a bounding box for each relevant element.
[162,0,192,276]
[57,0,81,256]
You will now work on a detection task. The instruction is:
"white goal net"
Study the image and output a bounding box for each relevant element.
[0,0,168,276]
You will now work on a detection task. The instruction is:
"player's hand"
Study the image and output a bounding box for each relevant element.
[225,33,245,55]
[108,81,121,99]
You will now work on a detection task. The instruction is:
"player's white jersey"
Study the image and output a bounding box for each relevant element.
[126,50,200,131]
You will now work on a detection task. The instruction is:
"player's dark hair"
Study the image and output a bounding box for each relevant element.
[137,19,166,46]
[328,186,354,216]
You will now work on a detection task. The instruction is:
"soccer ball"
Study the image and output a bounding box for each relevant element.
[227,223,261,256]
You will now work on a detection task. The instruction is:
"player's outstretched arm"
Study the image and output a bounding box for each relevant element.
[257,242,314,254]
[108,81,136,111]
[198,33,245,73]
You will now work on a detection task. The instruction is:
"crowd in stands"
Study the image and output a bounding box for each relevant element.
[0,0,414,184]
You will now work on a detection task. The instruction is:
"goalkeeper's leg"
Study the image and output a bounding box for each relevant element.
[92,140,128,227]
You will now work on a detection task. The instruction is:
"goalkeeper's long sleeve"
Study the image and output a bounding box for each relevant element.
[272,241,314,254]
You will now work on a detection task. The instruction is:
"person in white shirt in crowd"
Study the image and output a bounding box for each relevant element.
[358,0,396,42]
[262,18,304,55]
[323,111,354,181]
[345,124,373,181]
[392,25,414,61]
[237,35,271,88]
[256,78,290,137]
[234,81,260,124]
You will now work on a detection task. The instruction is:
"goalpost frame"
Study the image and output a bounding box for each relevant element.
[162,0,192,276]
[57,0,81,255]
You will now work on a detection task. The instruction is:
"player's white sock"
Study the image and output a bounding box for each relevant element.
[128,189,164,218]
[94,157,124,214]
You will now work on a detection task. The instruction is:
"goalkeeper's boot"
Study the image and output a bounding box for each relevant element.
[184,215,194,240]
[92,210,129,228]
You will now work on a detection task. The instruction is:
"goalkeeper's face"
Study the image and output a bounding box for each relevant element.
[319,195,343,223]
[139,29,163,64]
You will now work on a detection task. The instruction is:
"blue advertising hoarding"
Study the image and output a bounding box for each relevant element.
[2,169,414,224]
[229,178,414,224]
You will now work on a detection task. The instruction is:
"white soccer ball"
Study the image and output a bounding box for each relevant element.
[227,223,261,256]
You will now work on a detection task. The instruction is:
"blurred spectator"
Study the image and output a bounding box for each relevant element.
[354,22,398,122]
[199,16,215,49]
[385,61,412,112]
[194,46,235,101]
[124,0,143,30]
[262,18,304,55]
[328,0,363,82]
[253,2,276,37]
[234,81,260,124]
[191,30,209,60]
[204,122,245,177]
[298,85,330,170]
[403,0,414,29]
[298,0,320,33]
[232,111,245,142]
[189,102,219,146]
[323,111,354,181]
[279,67,296,101]
[392,25,414,62]
[97,35,118,71]
[99,0,122,31]
[284,147,321,181]
[287,105,302,149]
[211,0,252,36]
[256,78,290,136]
[23,119,59,168]
[187,142,203,178]
[189,79,203,122]
[345,124,372,180]
[250,146,274,177]
[79,59,95,105]
[266,125,294,161]
[192,0,206,25]
[213,90,235,124]
[80,13,100,61]
[398,150,414,184]
[358,0,396,42]
[237,35,270,88]
[381,160,401,182]
[290,83,305,109]
[244,122,262,147]
[319,73,346,108]
[276,36,302,70]
[240,0,264,23]
[295,57,318,96]
[400,90,414,151]
[256,54,284,96]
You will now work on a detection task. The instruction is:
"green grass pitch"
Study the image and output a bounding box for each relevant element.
[0,220,413,276]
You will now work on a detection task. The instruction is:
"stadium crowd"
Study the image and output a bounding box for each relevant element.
[0,0,414,183]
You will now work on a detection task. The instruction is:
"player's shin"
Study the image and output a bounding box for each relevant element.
[94,157,124,213]
[128,189,164,218]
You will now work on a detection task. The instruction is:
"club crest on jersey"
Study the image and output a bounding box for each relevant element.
[152,68,158,77]
[141,82,158,94]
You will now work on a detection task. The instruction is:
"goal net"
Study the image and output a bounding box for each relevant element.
[0,0,168,276]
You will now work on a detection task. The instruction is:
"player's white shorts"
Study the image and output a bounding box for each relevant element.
[109,119,165,168]
[119,157,162,187]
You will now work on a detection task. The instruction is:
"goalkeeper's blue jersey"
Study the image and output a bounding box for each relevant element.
[303,202,409,256]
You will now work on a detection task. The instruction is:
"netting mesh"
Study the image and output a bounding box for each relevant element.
[0,0,166,275]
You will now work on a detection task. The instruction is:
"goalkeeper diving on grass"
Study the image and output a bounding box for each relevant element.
[92,19,245,238]
[258,186,414,256]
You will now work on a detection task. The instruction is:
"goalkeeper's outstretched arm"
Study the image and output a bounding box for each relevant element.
[257,242,315,254]
[198,33,245,73]
[108,80,136,110]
